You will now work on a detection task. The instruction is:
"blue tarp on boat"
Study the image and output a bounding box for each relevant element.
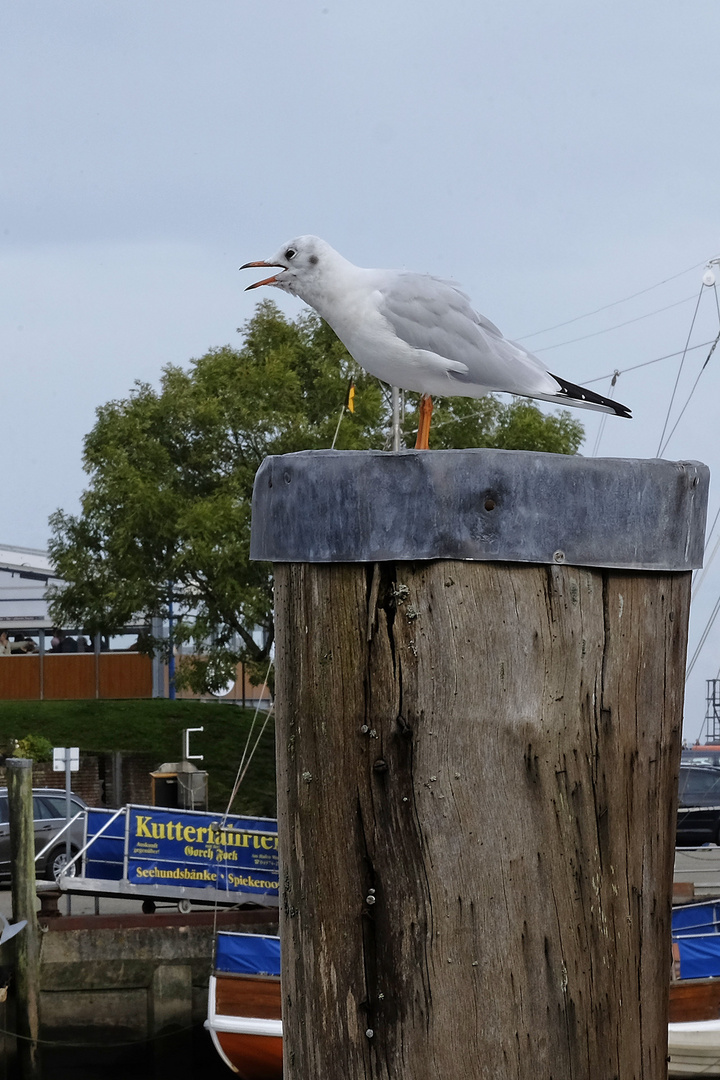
[216,932,281,976]
[672,902,720,979]
[676,936,720,980]
[672,901,720,936]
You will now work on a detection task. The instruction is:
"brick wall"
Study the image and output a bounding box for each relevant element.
[0,752,157,807]
[99,752,157,808]
[0,756,103,805]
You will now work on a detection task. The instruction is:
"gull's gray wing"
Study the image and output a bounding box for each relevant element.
[374,271,560,396]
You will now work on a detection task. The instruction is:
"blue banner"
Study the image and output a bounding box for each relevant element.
[126,807,279,896]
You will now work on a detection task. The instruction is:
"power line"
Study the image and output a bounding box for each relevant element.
[658,328,720,457]
[515,262,720,685]
[687,593,720,679]
[694,533,720,599]
[532,293,699,353]
[706,504,720,558]
[590,371,619,457]
[655,285,705,456]
[584,340,714,385]
[517,259,709,341]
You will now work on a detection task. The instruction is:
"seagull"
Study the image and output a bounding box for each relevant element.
[240,236,631,449]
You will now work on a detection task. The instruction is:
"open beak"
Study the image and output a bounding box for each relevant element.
[239,260,286,291]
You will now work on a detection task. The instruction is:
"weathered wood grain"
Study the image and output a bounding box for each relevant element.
[274,561,690,1079]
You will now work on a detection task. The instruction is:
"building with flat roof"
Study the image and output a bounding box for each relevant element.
[0,543,271,707]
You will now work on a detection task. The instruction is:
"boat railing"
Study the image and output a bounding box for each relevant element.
[56,805,127,877]
[34,809,88,869]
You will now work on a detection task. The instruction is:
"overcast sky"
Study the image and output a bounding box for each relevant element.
[2,1,720,736]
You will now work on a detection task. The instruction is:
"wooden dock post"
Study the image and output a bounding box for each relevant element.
[7,757,41,1080]
[251,449,709,1080]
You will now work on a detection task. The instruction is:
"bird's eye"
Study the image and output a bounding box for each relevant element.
[285,248,297,260]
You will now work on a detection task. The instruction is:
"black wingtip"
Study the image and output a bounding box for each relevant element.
[549,372,632,419]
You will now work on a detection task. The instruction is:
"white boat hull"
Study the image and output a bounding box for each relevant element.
[669,1018,720,1076]
[205,972,283,1079]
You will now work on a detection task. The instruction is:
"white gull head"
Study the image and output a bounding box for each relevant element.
[240,235,352,311]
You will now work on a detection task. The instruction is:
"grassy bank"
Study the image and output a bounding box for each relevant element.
[0,698,276,816]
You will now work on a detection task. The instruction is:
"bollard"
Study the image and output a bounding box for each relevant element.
[251,449,708,1080]
[7,758,41,1080]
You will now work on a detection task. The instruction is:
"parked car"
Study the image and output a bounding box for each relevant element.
[677,765,720,846]
[0,788,88,882]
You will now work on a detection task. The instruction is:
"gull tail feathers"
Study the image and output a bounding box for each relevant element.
[544,373,632,418]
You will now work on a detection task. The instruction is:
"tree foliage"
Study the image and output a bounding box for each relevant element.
[12,734,53,763]
[49,300,584,693]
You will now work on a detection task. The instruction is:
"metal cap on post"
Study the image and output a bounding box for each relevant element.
[253,448,710,1080]
[251,448,708,568]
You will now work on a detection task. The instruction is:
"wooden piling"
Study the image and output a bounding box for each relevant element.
[251,449,709,1080]
[7,757,41,1080]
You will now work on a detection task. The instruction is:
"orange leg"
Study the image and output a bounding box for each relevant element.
[414,394,433,450]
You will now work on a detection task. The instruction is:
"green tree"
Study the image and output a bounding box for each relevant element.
[12,734,53,763]
[48,301,583,693]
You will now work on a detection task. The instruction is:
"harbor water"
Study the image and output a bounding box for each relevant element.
[35,1026,230,1080]
[0,887,270,1080]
